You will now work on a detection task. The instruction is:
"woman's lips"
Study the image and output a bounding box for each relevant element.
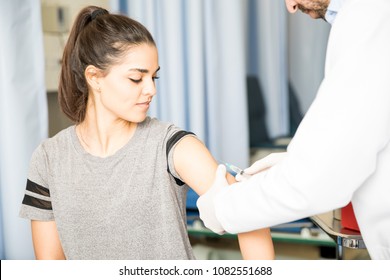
[136,101,151,109]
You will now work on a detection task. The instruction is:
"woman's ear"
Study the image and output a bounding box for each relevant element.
[85,65,102,93]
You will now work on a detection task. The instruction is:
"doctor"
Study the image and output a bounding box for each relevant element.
[197,0,390,259]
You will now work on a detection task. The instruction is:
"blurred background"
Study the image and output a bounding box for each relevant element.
[1,0,342,259]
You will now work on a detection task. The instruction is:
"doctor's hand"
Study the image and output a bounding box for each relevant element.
[236,152,287,182]
[196,164,228,235]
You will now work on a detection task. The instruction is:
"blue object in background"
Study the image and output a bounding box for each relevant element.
[186,189,199,210]
[186,189,199,225]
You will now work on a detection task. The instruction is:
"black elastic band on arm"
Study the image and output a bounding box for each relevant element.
[166,130,195,186]
[26,179,50,197]
[22,194,52,210]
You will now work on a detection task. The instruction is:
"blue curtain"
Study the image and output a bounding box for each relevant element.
[288,12,330,113]
[247,0,290,139]
[0,188,4,259]
[0,0,48,259]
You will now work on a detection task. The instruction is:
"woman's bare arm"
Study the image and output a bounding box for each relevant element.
[31,220,66,260]
[173,136,274,259]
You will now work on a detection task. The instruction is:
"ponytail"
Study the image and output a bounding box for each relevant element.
[58,6,154,123]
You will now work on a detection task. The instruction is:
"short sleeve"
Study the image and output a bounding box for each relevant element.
[19,144,54,221]
[165,125,196,185]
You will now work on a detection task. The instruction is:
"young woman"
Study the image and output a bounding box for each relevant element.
[19,6,274,260]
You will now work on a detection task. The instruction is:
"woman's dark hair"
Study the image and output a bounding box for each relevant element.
[58,6,155,123]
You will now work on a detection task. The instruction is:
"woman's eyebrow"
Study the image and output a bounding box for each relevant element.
[128,66,160,74]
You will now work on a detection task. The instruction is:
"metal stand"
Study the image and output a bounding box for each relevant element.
[311,212,365,260]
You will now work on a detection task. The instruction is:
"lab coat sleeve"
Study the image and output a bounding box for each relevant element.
[214,0,390,234]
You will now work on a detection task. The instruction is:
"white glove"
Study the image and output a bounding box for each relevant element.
[196,164,228,235]
[235,152,287,181]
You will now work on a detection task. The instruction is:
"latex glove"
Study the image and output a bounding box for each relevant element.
[236,152,287,182]
[196,164,229,235]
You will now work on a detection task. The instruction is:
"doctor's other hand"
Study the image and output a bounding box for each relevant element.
[236,152,287,182]
[196,164,228,235]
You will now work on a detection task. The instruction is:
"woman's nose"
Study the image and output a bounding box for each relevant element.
[285,0,299,13]
[142,79,157,96]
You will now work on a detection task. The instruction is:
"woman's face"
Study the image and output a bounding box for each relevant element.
[97,43,159,123]
[285,0,330,19]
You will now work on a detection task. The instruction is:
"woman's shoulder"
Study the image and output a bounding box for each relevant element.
[141,117,195,145]
[37,125,75,154]
[142,116,175,132]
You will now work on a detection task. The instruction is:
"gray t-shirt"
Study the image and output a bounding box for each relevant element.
[19,117,196,260]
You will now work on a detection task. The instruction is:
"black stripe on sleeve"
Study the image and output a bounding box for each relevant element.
[166,130,195,186]
[166,131,195,157]
[22,194,53,210]
[26,179,50,197]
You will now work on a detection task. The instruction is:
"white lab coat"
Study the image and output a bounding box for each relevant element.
[214,0,390,259]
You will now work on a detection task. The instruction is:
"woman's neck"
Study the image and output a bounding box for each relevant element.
[76,115,137,158]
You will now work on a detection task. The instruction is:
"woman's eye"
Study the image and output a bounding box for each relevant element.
[152,76,160,82]
[129,78,142,83]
